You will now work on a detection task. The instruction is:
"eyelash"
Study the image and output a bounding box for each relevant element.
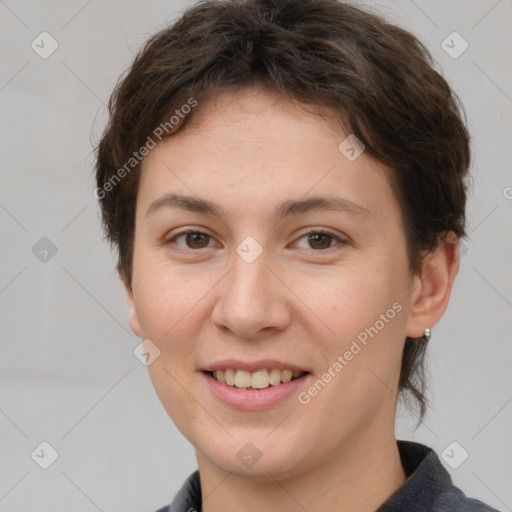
[164,229,347,252]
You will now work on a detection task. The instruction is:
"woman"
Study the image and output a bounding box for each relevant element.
[94,0,500,510]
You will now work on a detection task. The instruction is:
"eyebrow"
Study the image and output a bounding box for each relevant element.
[146,192,371,220]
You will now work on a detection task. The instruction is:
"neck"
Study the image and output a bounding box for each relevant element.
[197,424,407,512]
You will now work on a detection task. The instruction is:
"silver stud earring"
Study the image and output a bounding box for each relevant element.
[423,328,431,341]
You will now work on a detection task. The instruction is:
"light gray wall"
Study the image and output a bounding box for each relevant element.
[1,1,510,511]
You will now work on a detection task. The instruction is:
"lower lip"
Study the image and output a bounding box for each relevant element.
[202,371,311,410]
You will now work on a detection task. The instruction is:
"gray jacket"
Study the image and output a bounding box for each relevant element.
[155,441,501,512]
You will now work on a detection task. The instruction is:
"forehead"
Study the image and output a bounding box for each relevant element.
[137,87,399,223]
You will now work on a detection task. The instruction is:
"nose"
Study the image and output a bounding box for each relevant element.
[211,250,292,340]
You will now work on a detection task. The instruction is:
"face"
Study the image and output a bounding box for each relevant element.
[125,86,437,480]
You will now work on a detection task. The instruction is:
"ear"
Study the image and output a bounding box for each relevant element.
[405,232,460,338]
[122,273,143,338]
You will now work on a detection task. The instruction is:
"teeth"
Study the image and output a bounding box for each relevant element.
[269,368,282,385]
[234,370,252,388]
[211,368,306,389]
[251,369,269,389]
[224,369,235,386]
[281,370,292,383]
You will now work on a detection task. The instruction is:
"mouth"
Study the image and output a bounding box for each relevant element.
[201,368,312,410]
[203,368,310,390]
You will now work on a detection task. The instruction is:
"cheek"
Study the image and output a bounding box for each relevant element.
[294,269,407,430]
[306,261,406,337]
[133,250,202,331]
[303,259,408,388]
[130,259,208,373]
[131,264,210,434]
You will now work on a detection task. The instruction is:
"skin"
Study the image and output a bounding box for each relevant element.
[124,85,459,512]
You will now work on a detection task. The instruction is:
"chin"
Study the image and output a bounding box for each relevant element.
[196,432,313,480]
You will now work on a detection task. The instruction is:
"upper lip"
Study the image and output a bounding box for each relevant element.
[201,359,310,373]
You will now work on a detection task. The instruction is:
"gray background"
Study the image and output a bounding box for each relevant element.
[1,0,511,511]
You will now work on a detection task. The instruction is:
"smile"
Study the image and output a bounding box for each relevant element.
[209,368,307,389]
[202,370,311,410]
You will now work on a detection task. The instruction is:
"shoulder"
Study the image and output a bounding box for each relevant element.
[432,485,501,511]
[154,470,201,512]
[378,441,502,512]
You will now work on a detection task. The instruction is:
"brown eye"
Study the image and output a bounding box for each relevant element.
[184,232,211,249]
[307,233,334,250]
[293,230,345,251]
[166,230,214,250]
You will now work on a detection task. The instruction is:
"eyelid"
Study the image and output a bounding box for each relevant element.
[165,228,217,248]
[291,228,348,250]
[164,227,348,252]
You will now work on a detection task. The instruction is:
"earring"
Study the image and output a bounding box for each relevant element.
[423,328,431,341]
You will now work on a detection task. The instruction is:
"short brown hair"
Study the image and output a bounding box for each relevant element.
[95,0,470,420]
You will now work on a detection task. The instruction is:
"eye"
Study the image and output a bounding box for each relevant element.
[293,230,346,251]
[165,229,347,252]
[165,230,215,250]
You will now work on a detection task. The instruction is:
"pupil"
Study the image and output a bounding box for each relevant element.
[184,233,331,250]
[309,233,331,249]
[187,233,208,248]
